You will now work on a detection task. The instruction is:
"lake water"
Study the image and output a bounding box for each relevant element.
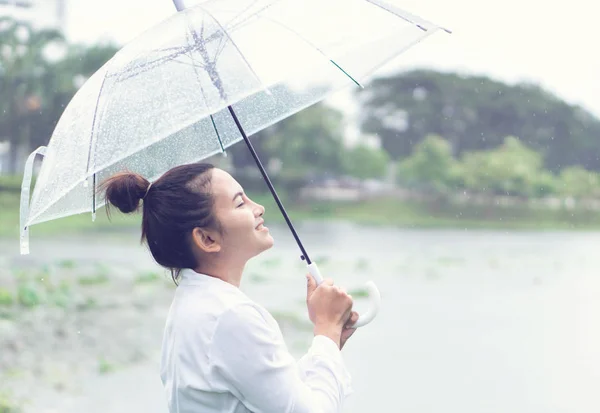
[3,223,600,412]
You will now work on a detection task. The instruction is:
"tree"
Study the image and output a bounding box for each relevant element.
[357,69,600,172]
[397,134,462,194]
[460,136,546,197]
[230,103,346,192]
[556,166,599,199]
[0,17,64,173]
[27,43,118,151]
[0,16,118,173]
[342,143,389,180]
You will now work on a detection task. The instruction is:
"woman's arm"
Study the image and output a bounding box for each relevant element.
[208,303,352,413]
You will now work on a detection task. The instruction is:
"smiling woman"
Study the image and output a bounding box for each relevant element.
[99,162,359,413]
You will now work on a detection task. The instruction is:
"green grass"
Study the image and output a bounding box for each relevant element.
[4,184,600,239]
[0,390,21,413]
[97,357,116,374]
[134,271,161,284]
[348,287,369,298]
[0,288,14,307]
[16,283,42,308]
[77,273,109,286]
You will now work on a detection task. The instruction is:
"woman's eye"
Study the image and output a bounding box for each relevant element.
[237,202,245,208]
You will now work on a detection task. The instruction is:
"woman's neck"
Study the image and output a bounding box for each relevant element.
[194,258,246,287]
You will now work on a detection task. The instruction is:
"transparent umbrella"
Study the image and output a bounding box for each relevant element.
[20,0,449,327]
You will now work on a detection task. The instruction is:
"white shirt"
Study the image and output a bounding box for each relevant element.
[160,268,353,413]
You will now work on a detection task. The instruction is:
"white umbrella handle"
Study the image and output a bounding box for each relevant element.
[307,262,380,328]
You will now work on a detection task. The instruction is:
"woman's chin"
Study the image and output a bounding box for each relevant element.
[264,234,275,250]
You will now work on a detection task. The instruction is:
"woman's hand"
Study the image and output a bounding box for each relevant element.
[306,274,354,349]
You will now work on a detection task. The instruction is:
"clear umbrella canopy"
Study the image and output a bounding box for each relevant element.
[21,0,447,249]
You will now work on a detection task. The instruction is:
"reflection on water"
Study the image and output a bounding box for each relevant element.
[2,223,600,413]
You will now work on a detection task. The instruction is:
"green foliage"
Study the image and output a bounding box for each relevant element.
[531,171,557,198]
[0,175,23,191]
[556,167,600,199]
[17,282,41,308]
[358,69,600,172]
[78,273,109,286]
[78,263,110,285]
[134,271,161,284]
[57,259,76,269]
[0,288,14,306]
[348,287,369,298]
[48,280,73,309]
[460,136,545,197]
[263,104,346,187]
[397,135,462,194]
[0,16,118,173]
[229,102,348,192]
[97,357,116,374]
[0,17,65,172]
[0,390,21,413]
[342,143,389,179]
[397,135,600,199]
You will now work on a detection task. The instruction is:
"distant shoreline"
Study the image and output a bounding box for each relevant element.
[3,193,600,240]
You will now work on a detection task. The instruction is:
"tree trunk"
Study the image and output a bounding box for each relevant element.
[7,141,19,175]
[7,120,30,175]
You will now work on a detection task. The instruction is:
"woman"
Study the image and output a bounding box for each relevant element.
[101,162,358,413]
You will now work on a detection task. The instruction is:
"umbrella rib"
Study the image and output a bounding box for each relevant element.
[84,71,110,217]
[217,0,282,32]
[217,0,263,31]
[111,48,194,81]
[187,16,229,101]
[209,115,226,153]
[184,28,227,154]
[362,0,451,33]
[213,33,229,62]
[195,4,270,95]
[202,0,285,44]
[256,15,363,88]
[107,4,281,82]
[84,74,108,175]
[109,43,205,81]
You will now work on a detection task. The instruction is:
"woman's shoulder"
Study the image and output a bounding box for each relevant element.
[210,301,285,353]
[221,300,273,324]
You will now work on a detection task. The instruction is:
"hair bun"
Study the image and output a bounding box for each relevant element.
[100,172,149,214]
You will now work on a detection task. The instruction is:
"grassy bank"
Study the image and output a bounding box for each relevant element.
[3,182,600,239]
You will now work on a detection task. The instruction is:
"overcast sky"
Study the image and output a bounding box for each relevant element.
[58,0,600,120]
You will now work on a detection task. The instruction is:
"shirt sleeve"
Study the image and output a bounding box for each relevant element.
[208,303,352,413]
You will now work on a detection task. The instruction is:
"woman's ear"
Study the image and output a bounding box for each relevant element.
[191,227,222,253]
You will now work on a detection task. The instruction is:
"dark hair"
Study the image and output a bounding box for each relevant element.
[99,163,219,283]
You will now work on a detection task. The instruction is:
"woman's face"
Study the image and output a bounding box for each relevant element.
[210,168,274,258]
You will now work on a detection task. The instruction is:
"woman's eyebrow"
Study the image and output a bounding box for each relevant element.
[232,191,244,202]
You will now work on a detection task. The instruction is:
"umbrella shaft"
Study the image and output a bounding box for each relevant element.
[227,106,311,265]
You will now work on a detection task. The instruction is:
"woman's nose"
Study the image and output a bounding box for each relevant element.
[255,203,265,217]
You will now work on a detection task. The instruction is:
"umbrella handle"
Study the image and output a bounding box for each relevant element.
[307,262,381,329]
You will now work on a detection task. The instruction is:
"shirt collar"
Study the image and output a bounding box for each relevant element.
[177,268,239,291]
